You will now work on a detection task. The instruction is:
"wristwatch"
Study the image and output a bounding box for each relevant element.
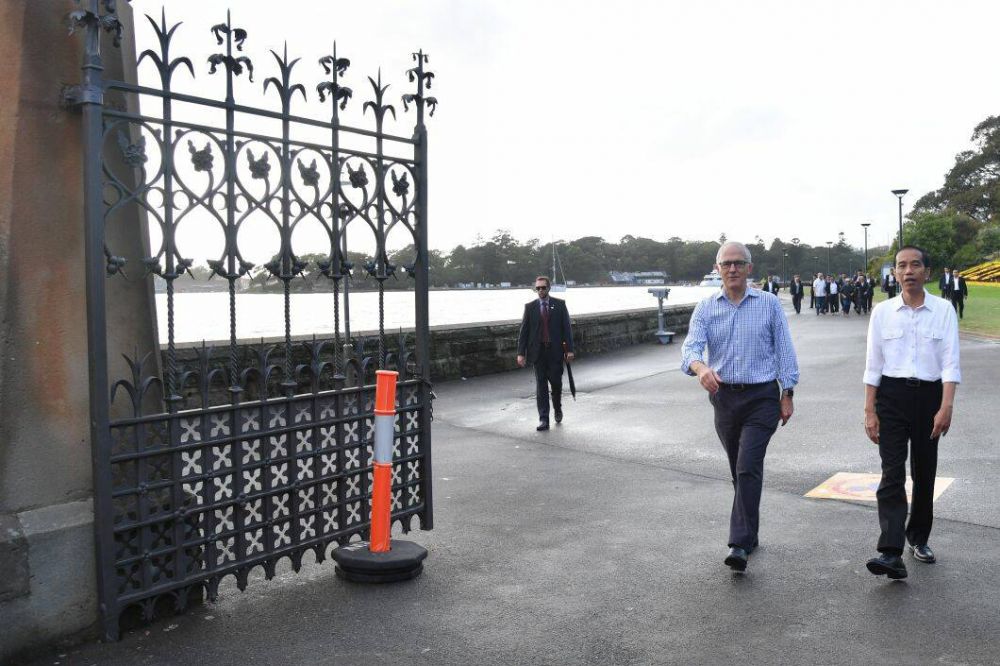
[782,388,794,398]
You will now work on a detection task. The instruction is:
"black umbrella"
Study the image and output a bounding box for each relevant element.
[562,342,577,400]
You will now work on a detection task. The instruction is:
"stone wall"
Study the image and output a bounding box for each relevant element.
[427,304,694,381]
[167,304,695,391]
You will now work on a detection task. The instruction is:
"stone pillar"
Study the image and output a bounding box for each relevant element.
[0,2,156,660]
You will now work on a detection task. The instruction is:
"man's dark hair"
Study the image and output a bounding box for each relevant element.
[895,245,930,268]
[534,275,551,286]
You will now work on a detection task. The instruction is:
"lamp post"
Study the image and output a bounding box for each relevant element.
[812,255,818,275]
[860,222,870,274]
[826,241,833,274]
[783,251,789,283]
[891,189,908,249]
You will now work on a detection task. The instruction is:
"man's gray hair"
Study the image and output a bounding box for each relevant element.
[716,241,752,264]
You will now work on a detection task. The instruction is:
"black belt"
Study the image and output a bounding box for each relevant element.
[718,381,775,392]
[881,376,942,388]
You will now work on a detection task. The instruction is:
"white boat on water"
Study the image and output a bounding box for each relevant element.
[699,271,723,287]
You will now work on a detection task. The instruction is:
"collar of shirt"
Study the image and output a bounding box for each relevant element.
[712,288,758,306]
[890,289,934,311]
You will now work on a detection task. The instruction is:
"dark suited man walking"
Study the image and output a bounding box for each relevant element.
[950,270,969,319]
[517,275,575,431]
[682,242,799,573]
[789,274,804,314]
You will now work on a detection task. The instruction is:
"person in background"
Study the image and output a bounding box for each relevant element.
[938,267,953,300]
[883,271,897,299]
[681,242,799,574]
[862,245,960,580]
[829,274,840,313]
[813,272,827,315]
[950,270,968,319]
[517,275,575,431]
[840,277,854,316]
[866,274,876,312]
[789,274,805,314]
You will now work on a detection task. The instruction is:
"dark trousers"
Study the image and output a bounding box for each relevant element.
[815,295,826,314]
[830,293,839,312]
[875,377,943,554]
[951,294,964,318]
[792,295,802,314]
[533,348,563,421]
[709,382,780,550]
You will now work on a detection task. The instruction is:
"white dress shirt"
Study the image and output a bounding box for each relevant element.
[863,290,961,386]
[813,278,827,296]
[829,281,838,295]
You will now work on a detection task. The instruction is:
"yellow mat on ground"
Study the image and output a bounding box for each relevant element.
[805,472,955,502]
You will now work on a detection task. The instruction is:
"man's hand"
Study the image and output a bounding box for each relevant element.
[931,404,953,439]
[516,354,526,368]
[693,363,722,394]
[779,396,793,426]
[864,409,879,444]
[564,351,575,363]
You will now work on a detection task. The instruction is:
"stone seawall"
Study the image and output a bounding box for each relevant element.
[428,304,695,380]
[166,304,696,388]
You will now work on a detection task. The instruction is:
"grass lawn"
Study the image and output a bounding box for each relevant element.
[872,283,1000,336]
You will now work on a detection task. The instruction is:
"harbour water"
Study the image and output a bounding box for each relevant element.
[156,284,720,344]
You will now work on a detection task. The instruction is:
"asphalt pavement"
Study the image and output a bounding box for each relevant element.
[23,297,1000,665]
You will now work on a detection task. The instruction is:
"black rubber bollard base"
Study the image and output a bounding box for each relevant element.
[331,540,428,583]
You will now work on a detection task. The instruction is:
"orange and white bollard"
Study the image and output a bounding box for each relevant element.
[369,370,397,553]
[332,370,427,583]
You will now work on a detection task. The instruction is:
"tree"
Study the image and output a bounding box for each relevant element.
[914,115,1000,224]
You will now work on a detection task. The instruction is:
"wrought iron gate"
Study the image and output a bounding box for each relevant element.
[70,1,435,640]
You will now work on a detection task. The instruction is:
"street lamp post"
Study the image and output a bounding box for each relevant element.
[891,189,908,249]
[860,222,870,274]
[826,241,833,274]
[783,251,789,283]
[813,255,818,275]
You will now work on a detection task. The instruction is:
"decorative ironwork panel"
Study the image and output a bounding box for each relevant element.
[70,1,436,640]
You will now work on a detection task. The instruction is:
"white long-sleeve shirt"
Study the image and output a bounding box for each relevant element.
[863,290,961,386]
[813,278,827,296]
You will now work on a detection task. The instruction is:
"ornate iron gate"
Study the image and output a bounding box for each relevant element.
[70,1,435,640]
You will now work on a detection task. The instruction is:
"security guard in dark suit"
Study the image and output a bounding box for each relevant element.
[517,276,575,431]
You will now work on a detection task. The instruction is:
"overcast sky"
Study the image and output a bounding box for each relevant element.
[128,0,1000,253]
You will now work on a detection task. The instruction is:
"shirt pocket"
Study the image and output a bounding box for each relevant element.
[920,328,944,345]
[881,327,904,341]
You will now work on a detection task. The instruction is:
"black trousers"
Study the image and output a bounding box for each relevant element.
[875,377,943,554]
[951,294,965,318]
[792,295,802,314]
[533,349,563,421]
[709,382,780,550]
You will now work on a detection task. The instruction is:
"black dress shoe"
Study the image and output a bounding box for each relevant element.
[536,420,550,431]
[866,553,907,579]
[724,546,748,572]
[911,544,936,563]
[554,407,563,423]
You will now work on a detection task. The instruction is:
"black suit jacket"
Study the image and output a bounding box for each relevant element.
[517,297,574,364]
[939,273,953,295]
[789,281,804,298]
[952,276,968,299]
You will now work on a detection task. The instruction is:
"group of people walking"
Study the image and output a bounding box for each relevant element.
[516,241,961,582]
[770,272,882,316]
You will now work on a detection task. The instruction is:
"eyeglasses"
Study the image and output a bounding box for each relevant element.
[534,286,549,291]
[719,260,748,269]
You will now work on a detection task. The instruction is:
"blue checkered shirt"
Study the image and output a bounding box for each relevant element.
[681,289,799,389]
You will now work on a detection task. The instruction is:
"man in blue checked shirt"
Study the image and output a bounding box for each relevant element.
[681,241,800,573]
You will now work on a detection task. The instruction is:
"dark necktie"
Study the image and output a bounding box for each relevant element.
[541,301,551,344]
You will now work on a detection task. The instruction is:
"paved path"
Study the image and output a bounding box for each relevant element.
[23,301,1000,665]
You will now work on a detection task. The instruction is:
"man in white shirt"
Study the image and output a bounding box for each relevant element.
[812,273,827,315]
[862,246,961,580]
